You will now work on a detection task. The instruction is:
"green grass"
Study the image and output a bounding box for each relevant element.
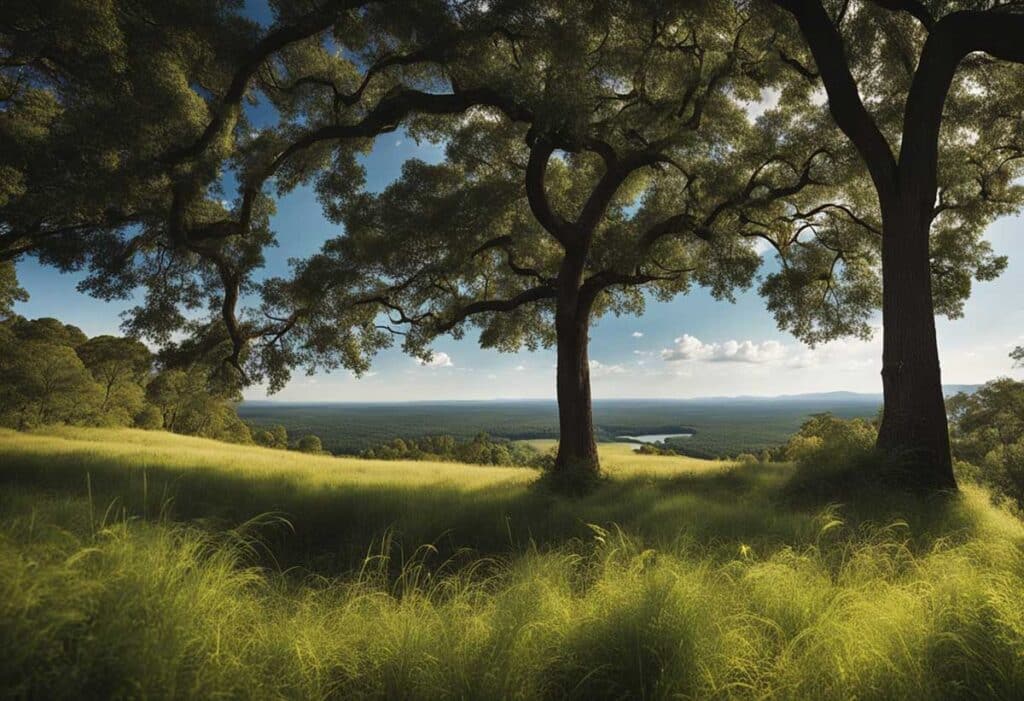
[2,427,1024,699]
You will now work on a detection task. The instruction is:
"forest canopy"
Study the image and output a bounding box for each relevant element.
[0,316,251,443]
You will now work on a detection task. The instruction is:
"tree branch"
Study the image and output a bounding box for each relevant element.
[771,0,898,197]
[472,235,554,285]
[432,285,558,333]
[525,137,573,244]
[867,0,935,30]
[161,0,364,165]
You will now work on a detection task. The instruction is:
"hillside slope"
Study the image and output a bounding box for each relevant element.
[2,427,1023,699]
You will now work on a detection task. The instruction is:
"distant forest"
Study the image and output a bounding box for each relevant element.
[240,397,883,458]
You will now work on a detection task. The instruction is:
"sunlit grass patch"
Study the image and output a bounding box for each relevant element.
[2,427,1024,698]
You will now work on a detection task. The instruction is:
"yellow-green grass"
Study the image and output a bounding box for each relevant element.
[2,427,1024,699]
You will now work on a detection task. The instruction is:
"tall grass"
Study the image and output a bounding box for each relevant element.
[2,427,1024,699]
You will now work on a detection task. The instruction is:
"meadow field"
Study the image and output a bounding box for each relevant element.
[2,427,1024,699]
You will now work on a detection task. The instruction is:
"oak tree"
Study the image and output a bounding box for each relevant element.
[761,0,1024,490]
[321,1,842,483]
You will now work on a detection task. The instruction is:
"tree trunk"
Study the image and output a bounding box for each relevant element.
[876,202,957,491]
[552,254,600,487]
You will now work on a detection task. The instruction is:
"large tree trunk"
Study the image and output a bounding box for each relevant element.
[552,254,600,487]
[876,202,957,491]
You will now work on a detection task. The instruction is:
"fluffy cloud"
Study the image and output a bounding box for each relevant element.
[785,334,879,370]
[632,331,644,338]
[417,351,454,368]
[661,335,785,364]
[589,359,628,377]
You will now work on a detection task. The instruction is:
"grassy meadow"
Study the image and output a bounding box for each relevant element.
[2,427,1024,699]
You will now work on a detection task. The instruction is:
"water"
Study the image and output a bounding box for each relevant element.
[617,433,693,445]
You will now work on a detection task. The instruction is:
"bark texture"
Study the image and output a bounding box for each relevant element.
[553,252,600,483]
[876,204,956,490]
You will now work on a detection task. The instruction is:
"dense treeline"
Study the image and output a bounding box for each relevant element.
[240,399,879,458]
[0,316,250,442]
[360,433,542,468]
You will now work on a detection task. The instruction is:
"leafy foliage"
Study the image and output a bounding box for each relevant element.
[783,412,878,470]
[360,432,541,467]
[294,433,323,454]
[0,262,26,318]
[252,424,289,449]
[0,315,249,442]
[755,0,1024,340]
[949,379,1024,513]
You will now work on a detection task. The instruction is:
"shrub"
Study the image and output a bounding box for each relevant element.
[784,413,876,470]
[133,405,164,430]
[295,434,324,454]
[949,379,1024,511]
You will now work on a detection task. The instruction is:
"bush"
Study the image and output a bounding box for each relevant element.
[949,379,1024,512]
[784,413,877,470]
[295,434,324,454]
[780,414,890,503]
[254,425,288,449]
[133,405,164,430]
[359,433,541,467]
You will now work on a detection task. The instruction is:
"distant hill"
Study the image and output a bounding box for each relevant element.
[942,384,982,397]
[238,388,981,458]
[239,393,883,458]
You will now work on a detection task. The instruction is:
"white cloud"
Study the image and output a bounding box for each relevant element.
[661,334,785,364]
[749,236,775,257]
[417,351,453,368]
[785,332,880,371]
[589,359,628,377]
[515,364,526,371]
[742,87,780,121]
[632,331,644,338]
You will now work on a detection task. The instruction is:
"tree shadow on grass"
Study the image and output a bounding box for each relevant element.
[0,447,993,577]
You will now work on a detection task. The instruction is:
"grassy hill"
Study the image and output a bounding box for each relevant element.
[2,427,1024,699]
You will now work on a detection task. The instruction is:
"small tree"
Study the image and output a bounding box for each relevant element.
[0,340,102,428]
[0,263,27,320]
[255,425,289,449]
[76,336,152,426]
[296,434,323,454]
[949,379,1024,510]
[145,365,248,442]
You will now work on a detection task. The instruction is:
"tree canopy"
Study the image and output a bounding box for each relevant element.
[5,0,1024,490]
[0,315,250,441]
[756,0,1024,488]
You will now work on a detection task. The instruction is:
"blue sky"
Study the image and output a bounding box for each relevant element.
[11,0,1024,400]
[13,127,1024,401]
